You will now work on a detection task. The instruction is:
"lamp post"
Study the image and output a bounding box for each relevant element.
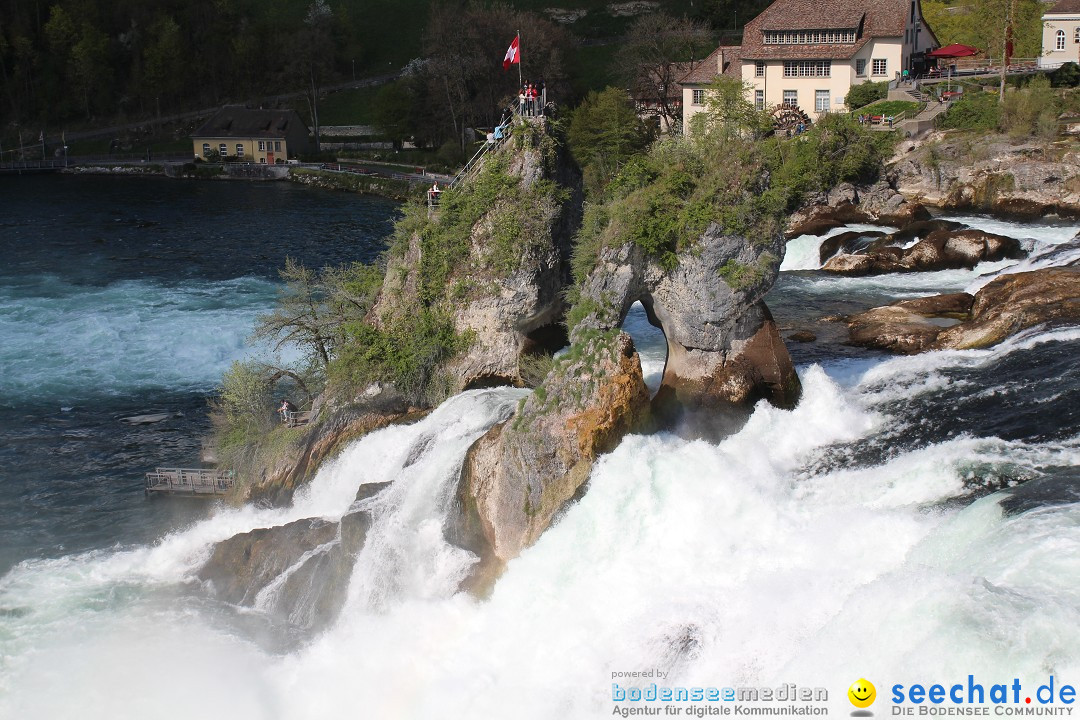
[352,59,356,82]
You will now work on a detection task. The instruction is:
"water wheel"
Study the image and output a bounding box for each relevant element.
[771,105,812,133]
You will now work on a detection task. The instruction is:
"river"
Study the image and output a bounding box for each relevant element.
[0,176,1078,718]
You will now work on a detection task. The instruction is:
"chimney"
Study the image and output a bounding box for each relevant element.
[718,49,725,74]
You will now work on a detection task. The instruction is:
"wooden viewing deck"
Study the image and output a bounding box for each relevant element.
[145,468,235,497]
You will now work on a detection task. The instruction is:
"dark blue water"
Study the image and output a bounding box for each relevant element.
[0,175,398,574]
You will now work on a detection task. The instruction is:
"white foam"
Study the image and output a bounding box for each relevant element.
[781,224,897,271]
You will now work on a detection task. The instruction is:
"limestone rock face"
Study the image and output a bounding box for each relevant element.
[374,119,581,391]
[453,332,651,572]
[576,223,801,411]
[893,136,1080,218]
[787,179,930,237]
[847,265,1080,353]
[823,228,1025,276]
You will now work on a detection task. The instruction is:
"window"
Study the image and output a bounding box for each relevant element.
[764,29,855,44]
[783,60,831,77]
[755,61,765,77]
[258,140,265,151]
[236,143,244,157]
[692,89,705,105]
[202,143,211,157]
[274,141,282,152]
[219,143,227,156]
[1075,27,1080,43]
[815,89,830,113]
[856,59,867,77]
[755,90,764,110]
[1057,30,1066,51]
[260,158,266,164]
[783,90,798,108]
[872,58,887,76]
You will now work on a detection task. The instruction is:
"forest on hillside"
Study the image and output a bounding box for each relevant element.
[0,0,767,135]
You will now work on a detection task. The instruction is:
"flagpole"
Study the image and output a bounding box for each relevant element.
[517,30,522,88]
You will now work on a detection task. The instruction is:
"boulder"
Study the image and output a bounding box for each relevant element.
[822,228,1025,276]
[818,230,888,265]
[848,293,974,354]
[893,136,1080,218]
[846,267,1080,352]
[936,267,1080,349]
[453,331,651,578]
[197,481,391,629]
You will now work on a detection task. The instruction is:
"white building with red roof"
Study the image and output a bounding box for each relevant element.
[681,0,939,131]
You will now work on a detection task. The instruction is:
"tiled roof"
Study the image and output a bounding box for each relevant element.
[1047,0,1080,13]
[741,0,911,61]
[193,107,308,139]
[679,46,743,86]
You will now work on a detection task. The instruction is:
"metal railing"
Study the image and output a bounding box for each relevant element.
[145,468,235,496]
[448,100,522,189]
[282,409,312,427]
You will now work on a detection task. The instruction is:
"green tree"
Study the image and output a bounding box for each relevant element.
[568,87,652,196]
[690,76,773,140]
[142,16,184,117]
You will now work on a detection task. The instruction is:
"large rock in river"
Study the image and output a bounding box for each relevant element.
[575,223,800,414]
[847,266,1080,353]
[823,228,1025,276]
[451,331,650,581]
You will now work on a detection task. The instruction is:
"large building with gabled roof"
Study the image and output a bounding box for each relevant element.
[681,0,939,130]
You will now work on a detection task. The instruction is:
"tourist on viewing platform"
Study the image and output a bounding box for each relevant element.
[519,86,527,116]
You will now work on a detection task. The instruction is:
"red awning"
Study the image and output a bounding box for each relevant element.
[927,44,980,58]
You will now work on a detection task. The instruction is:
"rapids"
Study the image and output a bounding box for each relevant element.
[1,203,1078,719]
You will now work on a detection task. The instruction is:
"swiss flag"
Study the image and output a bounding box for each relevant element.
[503,35,520,71]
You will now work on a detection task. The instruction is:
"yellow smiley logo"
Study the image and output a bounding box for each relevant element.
[848,678,876,708]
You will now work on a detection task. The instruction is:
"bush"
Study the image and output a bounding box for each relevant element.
[768,112,895,201]
[1050,62,1080,88]
[211,360,277,450]
[939,90,1001,132]
[1001,75,1060,139]
[437,140,465,167]
[846,80,889,109]
[332,306,470,404]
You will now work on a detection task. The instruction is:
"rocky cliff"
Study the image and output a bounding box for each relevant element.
[372,119,581,392]
[892,134,1080,219]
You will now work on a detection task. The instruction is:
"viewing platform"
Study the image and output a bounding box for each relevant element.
[145,468,235,497]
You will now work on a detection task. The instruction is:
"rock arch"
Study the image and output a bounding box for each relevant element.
[575,222,801,418]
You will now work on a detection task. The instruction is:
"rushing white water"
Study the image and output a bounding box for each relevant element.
[2,213,1080,718]
[780,224,898,271]
[0,275,285,401]
[2,332,1079,718]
